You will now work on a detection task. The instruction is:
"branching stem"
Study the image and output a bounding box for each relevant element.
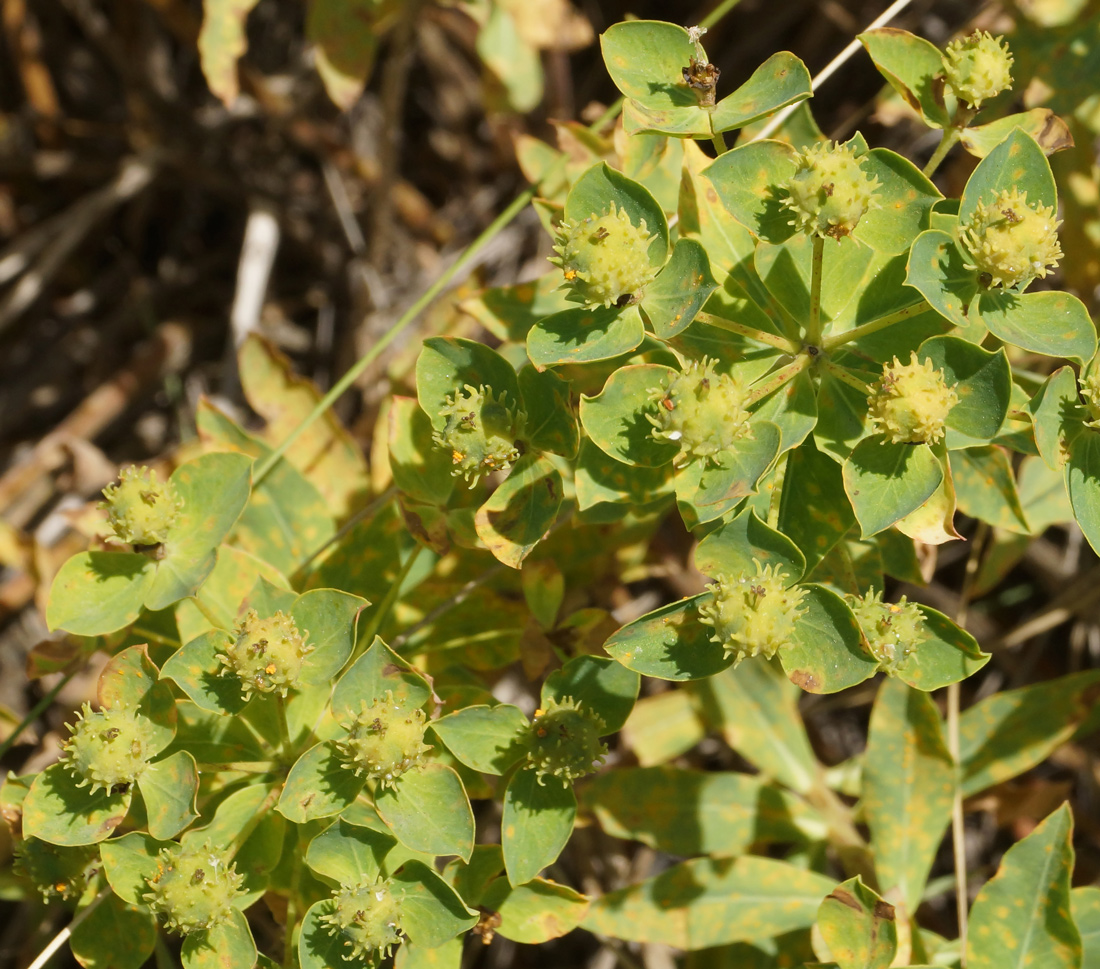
[745,354,811,406]
[923,127,962,179]
[819,358,873,395]
[696,312,800,353]
[822,300,932,351]
[807,235,826,346]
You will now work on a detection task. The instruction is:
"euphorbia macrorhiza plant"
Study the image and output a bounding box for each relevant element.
[8,15,1100,969]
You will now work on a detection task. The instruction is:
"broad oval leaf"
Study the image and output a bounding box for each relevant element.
[501,768,576,886]
[375,763,474,862]
[843,438,944,537]
[781,584,879,694]
[603,594,731,681]
[527,305,646,370]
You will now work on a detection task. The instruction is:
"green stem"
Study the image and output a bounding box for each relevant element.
[228,783,283,861]
[696,312,800,353]
[820,358,873,395]
[806,235,826,346]
[922,127,961,179]
[274,694,293,759]
[822,300,931,351]
[0,670,78,761]
[359,545,427,648]
[699,0,746,28]
[710,130,728,155]
[744,355,811,406]
[196,761,277,774]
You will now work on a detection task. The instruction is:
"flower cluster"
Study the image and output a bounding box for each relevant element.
[101,466,183,546]
[648,357,752,467]
[942,30,1013,109]
[959,188,1062,290]
[783,141,881,240]
[868,353,959,445]
[144,842,245,935]
[524,696,607,786]
[62,703,151,793]
[698,561,808,664]
[551,202,657,308]
[434,384,526,485]
[218,609,314,699]
[847,591,928,673]
[335,692,432,789]
[319,878,404,963]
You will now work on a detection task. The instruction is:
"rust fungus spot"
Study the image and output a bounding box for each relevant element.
[826,888,861,911]
[788,669,819,691]
[874,900,897,921]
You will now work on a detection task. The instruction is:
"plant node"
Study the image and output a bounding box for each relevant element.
[320,878,404,962]
[218,609,314,698]
[62,703,151,793]
[959,187,1062,290]
[434,384,526,486]
[698,560,807,664]
[101,466,182,546]
[782,141,881,240]
[335,692,432,788]
[551,202,657,308]
[942,30,1013,109]
[868,353,958,445]
[144,842,245,935]
[648,357,753,467]
[847,590,928,673]
[524,696,607,786]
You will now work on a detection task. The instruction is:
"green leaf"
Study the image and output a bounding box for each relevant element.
[100,831,166,904]
[895,605,988,692]
[855,149,942,255]
[858,28,951,126]
[70,890,157,969]
[430,704,528,776]
[527,305,646,369]
[959,670,1100,796]
[299,899,348,969]
[817,876,898,969]
[388,395,456,505]
[582,766,818,856]
[137,750,199,840]
[197,0,260,105]
[640,239,717,338]
[22,764,131,846]
[862,680,953,914]
[704,140,799,244]
[502,768,576,885]
[750,366,818,453]
[966,803,1079,969]
[331,636,432,719]
[674,422,782,527]
[579,364,678,467]
[1018,455,1073,533]
[959,129,1057,223]
[146,451,253,610]
[376,764,474,861]
[473,454,563,569]
[542,654,639,733]
[621,689,706,768]
[1066,430,1100,556]
[693,658,817,793]
[1072,886,1100,969]
[307,0,378,110]
[756,234,874,327]
[518,365,579,458]
[904,229,980,332]
[477,3,542,113]
[843,438,943,537]
[949,447,1030,533]
[582,855,836,949]
[292,588,365,684]
[695,506,806,582]
[977,290,1096,365]
[277,741,365,822]
[918,336,1012,448]
[777,440,856,575]
[181,907,256,969]
[416,337,521,433]
[393,861,478,947]
[46,551,155,636]
[566,163,669,265]
[1028,366,1082,472]
[574,438,675,510]
[601,21,711,137]
[161,630,244,715]
[187,544,289,635]
[481,876,590,943]
[959,108,1074,159]
[711,52,812,133]
[604,594,730,681]
[305,818,396,885]
[781,585,880,694]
